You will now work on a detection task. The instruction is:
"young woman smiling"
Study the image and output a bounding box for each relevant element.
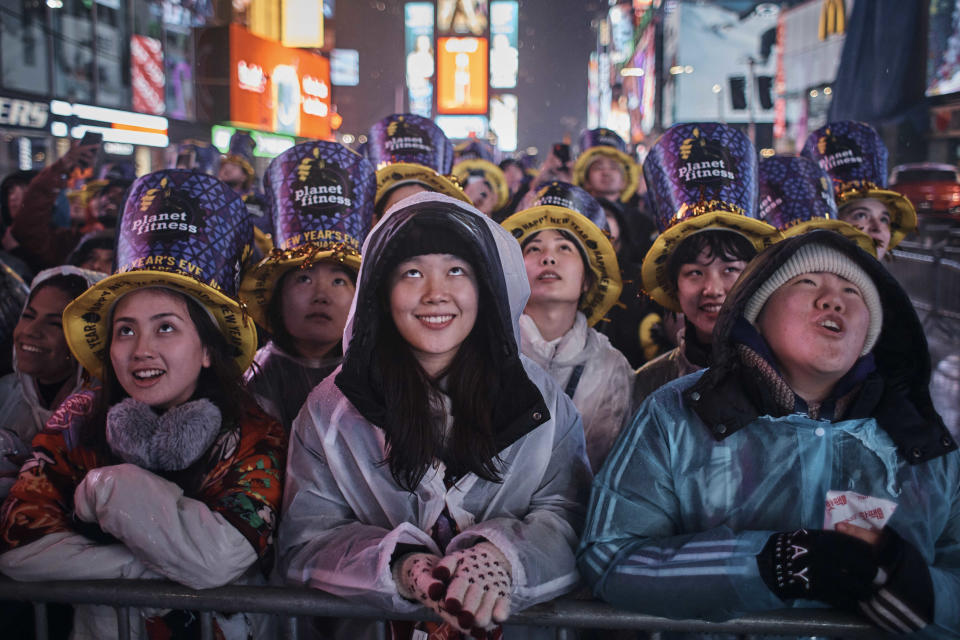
[279,192,590,640]
[0,267,103,500]
[0,170,286,640]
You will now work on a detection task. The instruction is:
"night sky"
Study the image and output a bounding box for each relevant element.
[333,0,602,159]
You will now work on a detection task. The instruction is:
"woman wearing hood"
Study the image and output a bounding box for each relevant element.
[579,230,958,635]
[0,266,104,499]
[501,181,633,472]
[278,192,591,639]
[240,141,376,431]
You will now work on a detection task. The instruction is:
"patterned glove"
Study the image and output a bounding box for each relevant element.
[432,541,512,631]
[757,528,877,610]
[392,552,467,631]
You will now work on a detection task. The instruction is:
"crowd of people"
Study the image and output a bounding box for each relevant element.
[0,113,955,640]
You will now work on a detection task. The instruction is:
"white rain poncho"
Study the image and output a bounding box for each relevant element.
[0,266,103,498]
[278,192,592,637]
[519,311,633,471]
[244,340,341,432]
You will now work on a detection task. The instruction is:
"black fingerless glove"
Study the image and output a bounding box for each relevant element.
[757,528,878,610]
[858,528,934,633]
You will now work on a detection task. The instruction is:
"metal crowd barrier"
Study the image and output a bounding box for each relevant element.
[890,239,960,342]
[0,577,882,639]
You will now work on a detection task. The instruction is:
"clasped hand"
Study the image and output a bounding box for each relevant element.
[394,541,512,635]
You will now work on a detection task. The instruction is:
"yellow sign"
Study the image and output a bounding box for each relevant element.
[819,0,846,40]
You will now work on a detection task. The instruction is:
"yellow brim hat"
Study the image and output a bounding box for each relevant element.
[572,147,640,203]
[452,159,510,211]
[837,187,917,251]
[780,218,878,257]
[641,212,782,312]
[501,205,621,326]
[375,163,471,211]
[63,270,258,379]
[239,243,361,332]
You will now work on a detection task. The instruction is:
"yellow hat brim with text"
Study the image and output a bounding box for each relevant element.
[239,245,361,332]
[572,146,640,203]
[375,163,471,210]
[63,270,258,380]
[502,205,622,326]
[836,187,917,252]
[641,212,781,312]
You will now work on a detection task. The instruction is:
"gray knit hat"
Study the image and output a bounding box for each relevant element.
[743,243,882,355]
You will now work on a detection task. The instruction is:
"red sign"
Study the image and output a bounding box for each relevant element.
[437,37,488,115]
[131,35,165,116]
[229,24,331,139]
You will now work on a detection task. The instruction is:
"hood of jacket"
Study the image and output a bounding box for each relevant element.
[7,266,105,435]
[685,229,956,464]
[335,192,549,450]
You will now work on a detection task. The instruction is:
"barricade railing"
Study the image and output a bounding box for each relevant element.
[0,577,882,639]
[890,240,960,342]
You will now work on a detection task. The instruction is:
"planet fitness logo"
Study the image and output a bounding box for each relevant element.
[130,178,199,236]
[384,118,434,154]
[815,131,863,173]
[292,150,353,219]
[676,128,736,188]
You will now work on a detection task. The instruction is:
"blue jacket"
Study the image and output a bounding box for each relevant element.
[578,230,959,636]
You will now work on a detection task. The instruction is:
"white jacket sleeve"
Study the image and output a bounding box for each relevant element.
[278,407,441,613]
[0,530,159,581]
[73,463,258,589]
[446,390,592,610]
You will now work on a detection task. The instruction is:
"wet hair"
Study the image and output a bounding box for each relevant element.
[0,170,37,227]
[374,256,503,492]
[266,261,357,357]
[666,229,757,286]
[29,274,90,307]
[67,235,116,270]
[82,288,245,455]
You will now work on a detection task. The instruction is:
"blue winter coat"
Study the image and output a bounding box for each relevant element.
[578,230,959,636]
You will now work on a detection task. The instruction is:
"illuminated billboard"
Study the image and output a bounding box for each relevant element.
[228,24,331,139]
[405,2,435,118]
[437,36,488,115]
[438,0,488,36]
[489,1,518,89]
[489,93,517,151]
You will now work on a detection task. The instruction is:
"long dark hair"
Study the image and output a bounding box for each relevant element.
[82,288,245,454]
[374,268,503,492]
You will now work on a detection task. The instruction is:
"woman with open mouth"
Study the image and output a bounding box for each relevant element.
[501,181,633,472]
[0,170,286,640]
[0,266,103,501]
[279,192,591,640]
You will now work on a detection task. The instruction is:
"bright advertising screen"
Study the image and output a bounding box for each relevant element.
[437,36,488,114]
[928,0,960,96]
[405,2,435,117]
[489,1,518,89]
[228,24,331,139]
[489,93,517,151]
[437,0,488,37]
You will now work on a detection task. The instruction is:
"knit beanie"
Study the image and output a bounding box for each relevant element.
[743,243,882,355]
